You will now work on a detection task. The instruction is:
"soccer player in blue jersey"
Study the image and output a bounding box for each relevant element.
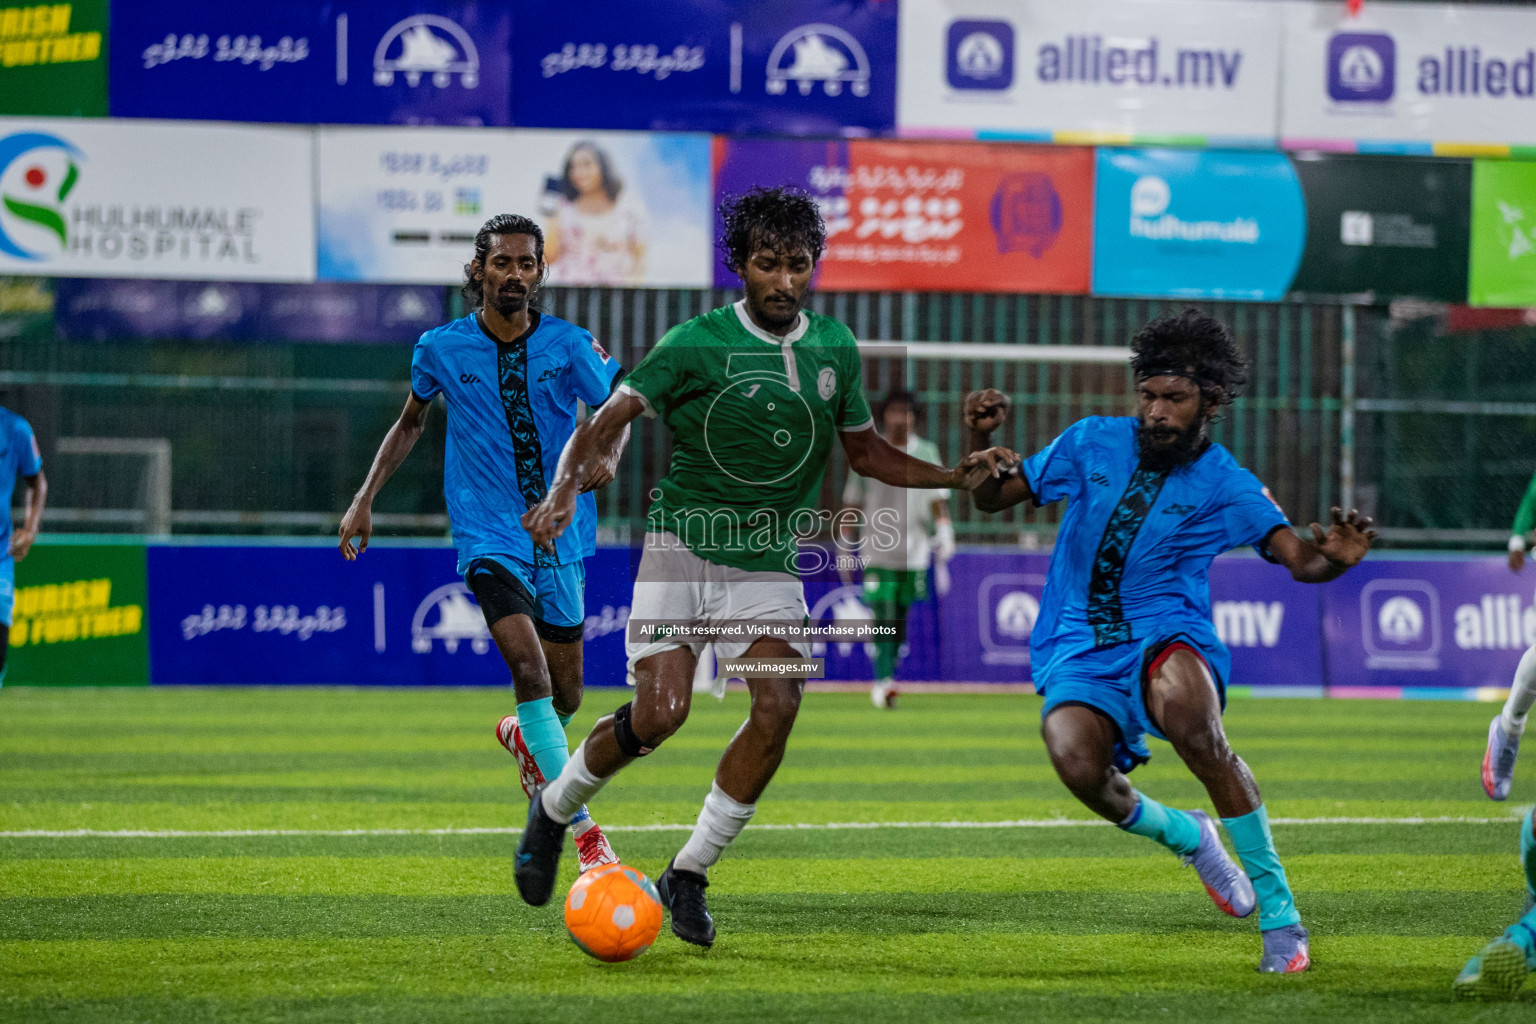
[0,406,45,685]
[965,309,1376,974]
[1453,807,1536,999]
[339,213,625,873]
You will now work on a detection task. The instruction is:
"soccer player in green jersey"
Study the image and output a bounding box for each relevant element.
[840,390,955,708]
[511,186,1013,946]
[1483,469,1536,799]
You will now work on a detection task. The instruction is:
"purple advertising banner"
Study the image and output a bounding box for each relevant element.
[142,543,1518,693]
[54,279,446,343]
[513,0,897,136]
[110,0,513,125]
[147,544,635,686]
[1321,556,1528,691]
[933,550,1323,687]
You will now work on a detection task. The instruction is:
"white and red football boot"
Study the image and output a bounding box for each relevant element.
[495,715,543,799]
[496,715,619,872]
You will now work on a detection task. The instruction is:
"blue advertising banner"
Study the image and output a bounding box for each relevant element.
[54,279,446,343]
[109,0,512,125]
[1091,148,1306,301]
[1321,556,1529,693]
[512,0,897,136]
[147,544,636,686]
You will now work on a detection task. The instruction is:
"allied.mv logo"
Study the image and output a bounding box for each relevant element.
[0,131,82,262]
[766,23,870,97]
[1327,32,1394,103]
[374,15,479,88]
[947,20,1013,91]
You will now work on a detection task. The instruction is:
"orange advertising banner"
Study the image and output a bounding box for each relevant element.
[713,138,1094,294]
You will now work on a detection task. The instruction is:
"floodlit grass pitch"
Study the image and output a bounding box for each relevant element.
[1,687,1532,1022]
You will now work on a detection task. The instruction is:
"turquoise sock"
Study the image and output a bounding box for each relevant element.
[517,697,590,826]
[1522,807,1535,900]
[1222,805,1301,930]
[1504,906,1536,969]
[1119,792,1201,857]
[557,712,574,729]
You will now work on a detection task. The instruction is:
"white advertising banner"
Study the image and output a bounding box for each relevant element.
[317,127,713,287]
[898,0,1283,144]
[1282,2,1536,151]
[0,118,315,281]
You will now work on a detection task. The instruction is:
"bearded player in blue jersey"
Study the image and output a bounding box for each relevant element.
[965,309,1376,974]
[340,213,625,874]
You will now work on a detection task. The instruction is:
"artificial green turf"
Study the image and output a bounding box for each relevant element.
[1,687,1532,1022]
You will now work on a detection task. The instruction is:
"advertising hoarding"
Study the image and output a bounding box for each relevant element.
[1468,159,1536,307]
[1289,154,1472,302]
[318,127,712,287]
[1281,2,1536,152]
[0,0,106,116]
[0,117,316,281]
[899,0,1282,145]
[1092,148,1306,301]
[513,0,897,136]
[109,0,512,126]
[713,138,1093,294]
[9,542,148,685]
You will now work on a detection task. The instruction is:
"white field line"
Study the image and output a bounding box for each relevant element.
[0,813,1527,839]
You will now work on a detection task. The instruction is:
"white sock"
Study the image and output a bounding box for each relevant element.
[540,740,610,824]
[674,781,756,876]
[1504,646,1536,735]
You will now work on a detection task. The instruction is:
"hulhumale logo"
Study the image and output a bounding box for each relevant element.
[0,132,83,261]
[1128,174,1259,244]
[947,19,1013,91]
[1328,32,1395,103]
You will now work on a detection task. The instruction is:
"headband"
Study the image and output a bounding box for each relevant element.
[1135,367,1210,388]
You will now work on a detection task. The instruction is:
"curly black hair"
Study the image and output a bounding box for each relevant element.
[1130,308,1248,409]
[718,186,827,274]
[461,213,545,306]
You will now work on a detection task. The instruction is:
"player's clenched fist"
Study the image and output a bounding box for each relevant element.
[963,388,1011,434]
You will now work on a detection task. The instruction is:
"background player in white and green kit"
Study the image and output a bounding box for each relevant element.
[513,187,1014,945]
[840,391,955,708]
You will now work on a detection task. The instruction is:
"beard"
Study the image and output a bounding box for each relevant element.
[1136,418,1208,472]
[489,285,530,318]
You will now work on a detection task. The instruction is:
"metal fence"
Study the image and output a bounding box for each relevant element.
[2,286,1350,544]
[1351,305,1536,548]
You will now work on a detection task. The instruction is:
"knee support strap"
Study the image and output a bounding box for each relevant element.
[612,701,657,757]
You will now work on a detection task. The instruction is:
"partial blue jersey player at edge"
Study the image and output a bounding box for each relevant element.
[0,405,45,684]
[410,309,623,576]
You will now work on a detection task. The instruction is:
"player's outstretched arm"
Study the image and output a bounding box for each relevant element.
[523,392,645,552]
[10,469,45,560]
[962,387,1033,513]
[339,392,430,560]
[838,427,1016,494]
[1266,507,1378,583]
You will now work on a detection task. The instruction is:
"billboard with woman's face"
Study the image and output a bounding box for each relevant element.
[317,127,712,288]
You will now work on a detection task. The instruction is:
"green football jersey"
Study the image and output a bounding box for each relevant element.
[621,301,875,575]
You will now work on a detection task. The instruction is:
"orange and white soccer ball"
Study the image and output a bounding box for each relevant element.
[564,863,664,962]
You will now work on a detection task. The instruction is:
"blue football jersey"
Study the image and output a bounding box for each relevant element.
[0,407,41,551]
[410,311,622,573]
[1022,416,1289,670]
